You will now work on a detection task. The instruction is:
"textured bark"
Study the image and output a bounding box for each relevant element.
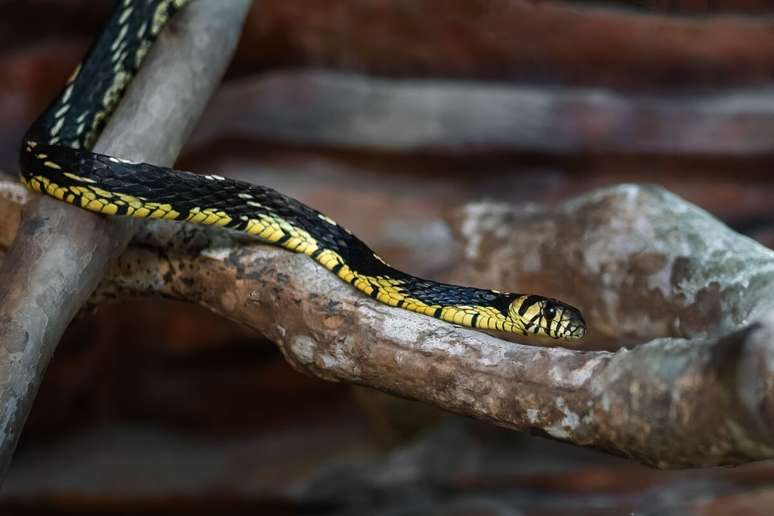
[0,0,252,481]
[2,176,771,468]
[193,71,774,156]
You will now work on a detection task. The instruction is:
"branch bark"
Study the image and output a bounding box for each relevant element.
[3,175,771,468]
[0,0,252,481]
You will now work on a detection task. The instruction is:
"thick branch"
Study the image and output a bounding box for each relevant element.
[3,182,766,468]
[0,1,252,480]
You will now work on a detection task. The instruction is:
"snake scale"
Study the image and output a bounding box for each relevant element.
[19,0,586,342]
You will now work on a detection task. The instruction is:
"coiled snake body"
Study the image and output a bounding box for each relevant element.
[19,0,585,341]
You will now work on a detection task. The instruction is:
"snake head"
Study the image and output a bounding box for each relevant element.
[508,295,586,342]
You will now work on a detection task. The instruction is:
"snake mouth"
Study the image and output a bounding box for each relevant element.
[554,303,586,341]
[562,322,586,341]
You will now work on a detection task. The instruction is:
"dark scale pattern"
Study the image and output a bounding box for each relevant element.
[82,148,521,310]
[23,0,184,150]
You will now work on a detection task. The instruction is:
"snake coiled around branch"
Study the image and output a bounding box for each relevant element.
[19,0,586,342]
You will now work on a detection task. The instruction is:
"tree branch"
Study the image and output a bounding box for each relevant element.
[0,0,252,481]
[3,174,771,468]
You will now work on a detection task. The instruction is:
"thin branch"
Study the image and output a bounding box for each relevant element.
[0,0,252,481]
[3,175,771,468]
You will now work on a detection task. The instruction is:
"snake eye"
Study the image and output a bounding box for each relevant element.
[544,304,557,320]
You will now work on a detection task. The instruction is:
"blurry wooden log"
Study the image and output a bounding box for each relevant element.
[7,2,774,169]
[5,1,774,94]
[0,1,252,482]
[236,0,774,89]
[193,70,774,156]
[561,0,774,13]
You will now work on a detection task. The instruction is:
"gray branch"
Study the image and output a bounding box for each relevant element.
[3,174,771,468]
[0,0,252,481]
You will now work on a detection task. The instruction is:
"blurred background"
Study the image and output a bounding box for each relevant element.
[2,0,774,514]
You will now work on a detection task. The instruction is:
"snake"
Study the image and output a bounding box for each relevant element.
[18,0,586,342]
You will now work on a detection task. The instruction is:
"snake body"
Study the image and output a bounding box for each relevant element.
[19,0,585,341]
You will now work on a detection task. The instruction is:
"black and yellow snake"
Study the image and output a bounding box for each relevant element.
[19,0,585,342]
